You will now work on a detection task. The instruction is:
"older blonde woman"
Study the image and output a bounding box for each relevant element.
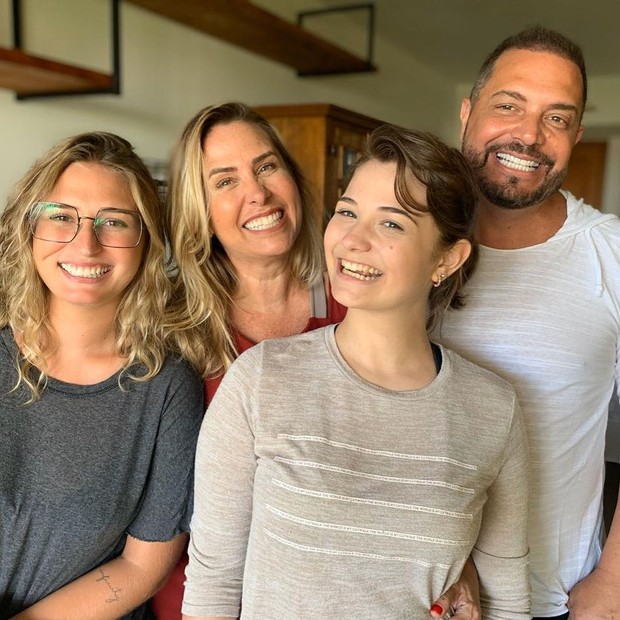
[0,132,203,619]
[164,103,344,398]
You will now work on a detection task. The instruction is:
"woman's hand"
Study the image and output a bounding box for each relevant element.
[429,557,481,619]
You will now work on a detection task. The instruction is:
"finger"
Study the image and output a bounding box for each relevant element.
[430,598,459,618]
[451,607,476,619]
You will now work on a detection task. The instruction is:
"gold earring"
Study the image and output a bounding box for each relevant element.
[433,273,445,288]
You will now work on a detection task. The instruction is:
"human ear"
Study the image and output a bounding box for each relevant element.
[459,99,472,142]
[575,124,584,146]
[434,239,472,282]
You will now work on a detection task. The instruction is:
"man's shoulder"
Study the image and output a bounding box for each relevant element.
[564,191,620,235]
[442,346,516,398]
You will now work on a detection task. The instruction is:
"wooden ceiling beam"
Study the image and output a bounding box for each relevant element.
[126,0,375,76]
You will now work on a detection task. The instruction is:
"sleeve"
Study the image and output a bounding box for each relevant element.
[474,396,531,619]
[595,221,620,459]
[182,352,259,618]
[127,359,205,541]
[593,220,620,393]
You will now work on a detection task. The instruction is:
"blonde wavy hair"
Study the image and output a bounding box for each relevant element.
[0,131,172,401]
[165,102,324,378]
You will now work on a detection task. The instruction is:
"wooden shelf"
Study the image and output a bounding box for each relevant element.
[0,47,114,97]
[126,0,375,76]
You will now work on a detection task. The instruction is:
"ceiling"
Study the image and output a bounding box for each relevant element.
[295,0,620,83]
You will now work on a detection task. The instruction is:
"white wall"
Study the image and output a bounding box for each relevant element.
[7,2,620,211]
[0,0,454,204]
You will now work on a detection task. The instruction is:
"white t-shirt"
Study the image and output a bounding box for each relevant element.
[434,191,620,616]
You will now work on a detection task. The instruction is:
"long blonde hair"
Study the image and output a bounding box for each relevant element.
[165,103,324,378]
[0,131,172,400]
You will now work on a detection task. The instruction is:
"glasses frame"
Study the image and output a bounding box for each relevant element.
[29,202,145,249]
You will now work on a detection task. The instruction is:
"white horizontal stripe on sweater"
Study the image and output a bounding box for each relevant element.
[273,457,475,493]
[264,530,453,568]
[271,478,473,519]
[266,504,468,545]
[278,433,478,470]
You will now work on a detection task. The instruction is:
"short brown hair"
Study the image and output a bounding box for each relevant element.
[470,26,587,116]
[354,124,479,331]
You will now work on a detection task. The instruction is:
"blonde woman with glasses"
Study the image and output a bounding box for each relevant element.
[0,132,203,619]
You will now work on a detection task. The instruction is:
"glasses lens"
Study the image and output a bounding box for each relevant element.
[31,202,78,243]
[94,209,143,248]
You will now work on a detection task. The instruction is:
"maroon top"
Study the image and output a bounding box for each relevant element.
[205,292,347,403]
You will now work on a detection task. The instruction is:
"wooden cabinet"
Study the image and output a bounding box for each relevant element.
[254,103,383,227]
[562,141,607,209]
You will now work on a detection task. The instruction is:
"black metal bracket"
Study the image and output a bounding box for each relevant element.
[297,3,375,70]
[13,0,121,100]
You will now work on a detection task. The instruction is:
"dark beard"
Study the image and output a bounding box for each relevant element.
[462,139,567,210]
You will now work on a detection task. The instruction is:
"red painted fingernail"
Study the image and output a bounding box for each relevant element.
[430,603,444,615]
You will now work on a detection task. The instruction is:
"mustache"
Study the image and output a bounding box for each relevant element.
[485,142,555,168]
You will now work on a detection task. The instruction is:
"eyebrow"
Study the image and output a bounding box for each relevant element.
[207,150,278,179]
[491,89,526,103]
[252,150,277,166]
[491,89,580,113]
[378,206,415,220]
[337,196,415,220]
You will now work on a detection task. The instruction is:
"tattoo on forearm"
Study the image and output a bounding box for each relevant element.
[96,569,122,603]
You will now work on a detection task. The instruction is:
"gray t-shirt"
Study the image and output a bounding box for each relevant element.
[184,325,530,619]
[0,328,204,618]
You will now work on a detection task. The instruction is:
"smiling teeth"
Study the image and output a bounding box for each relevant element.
[60,263,111,278]
[341,259,383,281]
[496,153,540,172]
[244,211,282,231]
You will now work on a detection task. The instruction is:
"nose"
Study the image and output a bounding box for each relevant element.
[341,219,372,252]
[72,217,101,253]
[511,113,546,147]
[247,175,271,205]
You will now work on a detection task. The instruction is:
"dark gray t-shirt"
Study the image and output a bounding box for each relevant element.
[0,328,204,618]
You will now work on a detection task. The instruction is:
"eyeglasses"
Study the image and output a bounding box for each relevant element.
[30,202,144,248]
